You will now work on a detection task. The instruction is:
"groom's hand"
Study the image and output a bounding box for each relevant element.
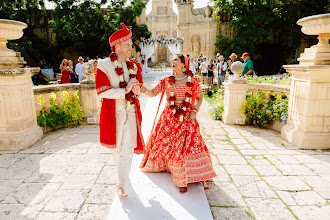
[132,85,141,95]
[126,78,137,93]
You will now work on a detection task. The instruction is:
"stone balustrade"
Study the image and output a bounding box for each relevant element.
[222,81,290,132]
[33,84,81,114]
[247,83,290,98]
[33,82,101,125]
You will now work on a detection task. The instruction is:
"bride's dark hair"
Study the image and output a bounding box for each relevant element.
[175,54,185,66]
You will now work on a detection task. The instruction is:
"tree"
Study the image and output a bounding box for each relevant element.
[0,0,55,66]
[50,0,151,58]
[212,0,329,75]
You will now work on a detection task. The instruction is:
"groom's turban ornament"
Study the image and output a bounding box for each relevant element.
[109,23,132,48]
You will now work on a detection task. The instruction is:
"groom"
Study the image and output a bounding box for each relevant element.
[95,23,145,198]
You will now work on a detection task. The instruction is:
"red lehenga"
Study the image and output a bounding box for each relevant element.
[140,75,216,187]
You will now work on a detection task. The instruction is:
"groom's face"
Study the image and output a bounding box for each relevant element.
[116,39,133,59]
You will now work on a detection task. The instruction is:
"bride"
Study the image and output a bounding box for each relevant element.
[139,54,216,193]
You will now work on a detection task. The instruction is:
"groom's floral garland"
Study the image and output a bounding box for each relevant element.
[168,69,194,122]
[110,52,137,104]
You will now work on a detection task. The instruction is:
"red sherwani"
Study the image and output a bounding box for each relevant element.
[95,58,145,154]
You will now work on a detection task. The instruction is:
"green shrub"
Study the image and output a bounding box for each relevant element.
[37,91,85,130]
[241,91,288,128]
[208,90,225,120]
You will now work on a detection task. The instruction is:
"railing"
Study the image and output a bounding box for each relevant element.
[33,84,81,115]
[246,83,290,99]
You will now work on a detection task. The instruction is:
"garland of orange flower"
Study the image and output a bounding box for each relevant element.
[168,69,194,122]
[110,52,137,104]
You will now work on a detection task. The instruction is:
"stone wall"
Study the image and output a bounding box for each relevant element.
[33,84,81,115]
[33,83,101,125]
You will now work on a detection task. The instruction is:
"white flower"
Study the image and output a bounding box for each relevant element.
[114,60,119,66]
[170,101,174,105]
[172,109,176,114]
[129,69,134,74]
[185,97,190,102]
[188,76,191,83]
[125,58,129,62]
[180,115,183,122]
[183,107,186,111]
[170,92,174,96]
[119,75,124,82]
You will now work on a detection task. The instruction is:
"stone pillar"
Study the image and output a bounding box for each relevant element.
[79,61,101,124]
[222,61,248,125]
[0,19,43,150]
[281,14,330,149]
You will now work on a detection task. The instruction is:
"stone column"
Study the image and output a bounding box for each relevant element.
[282,14,330,149]
[79,61,101,124]
[222,61,248,125]
[0,19,43,150]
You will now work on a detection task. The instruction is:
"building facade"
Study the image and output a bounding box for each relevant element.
[137,0,232,63]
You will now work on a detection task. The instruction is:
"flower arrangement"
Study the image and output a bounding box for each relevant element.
[241,91,288,128]
[110,52,137,104]
[37,91,85,130]
[208,90,225,120]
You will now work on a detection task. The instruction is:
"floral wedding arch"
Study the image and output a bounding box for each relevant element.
[139,37,184,74]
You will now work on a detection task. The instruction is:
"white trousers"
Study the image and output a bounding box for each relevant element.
[113,100,137,188]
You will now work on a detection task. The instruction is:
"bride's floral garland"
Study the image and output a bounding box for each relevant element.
[110,52,137,104]
[168,69,194,122]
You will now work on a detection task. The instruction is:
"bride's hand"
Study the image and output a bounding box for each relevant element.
[132,85,141,95]
[189,111,197,120]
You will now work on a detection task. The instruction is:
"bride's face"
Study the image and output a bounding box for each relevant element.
[171,55,184,73]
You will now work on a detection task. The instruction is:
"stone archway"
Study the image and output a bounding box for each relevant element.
[156,35,168,63]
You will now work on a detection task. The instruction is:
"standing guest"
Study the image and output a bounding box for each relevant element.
[242,52,254,76]
[75,56,85,82]
[95,23,144,198]
[59,59,72,84]
[200,56,209,76]
[227,53,237,79]
[206,59,215,91]
[189,57,196,75]
[214,53,220,65]
[140,54,216,194]
[216,55,227,89]
[68,60,78,83]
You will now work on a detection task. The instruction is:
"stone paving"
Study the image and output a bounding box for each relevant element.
[0,74,330,219]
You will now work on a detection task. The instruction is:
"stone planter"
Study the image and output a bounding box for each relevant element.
[282,13,330,149]
[0,19,27,68]
[0,19,43,150]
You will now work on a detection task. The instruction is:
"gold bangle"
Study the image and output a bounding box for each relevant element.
[191,109,198,114]
[141,86,146,93]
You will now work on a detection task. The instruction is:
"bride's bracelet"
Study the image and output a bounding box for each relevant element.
[191,109,198,114]
[141,86,147,93]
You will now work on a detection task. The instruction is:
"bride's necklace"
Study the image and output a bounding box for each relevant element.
[174,73,187,81]
[168,70,194,122]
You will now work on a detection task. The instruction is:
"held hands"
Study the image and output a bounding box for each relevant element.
[132,85,141,95]
[126,78,137,94]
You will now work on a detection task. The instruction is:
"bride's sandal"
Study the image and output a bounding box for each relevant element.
[179,187,188,194]
[203,181,209,190]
